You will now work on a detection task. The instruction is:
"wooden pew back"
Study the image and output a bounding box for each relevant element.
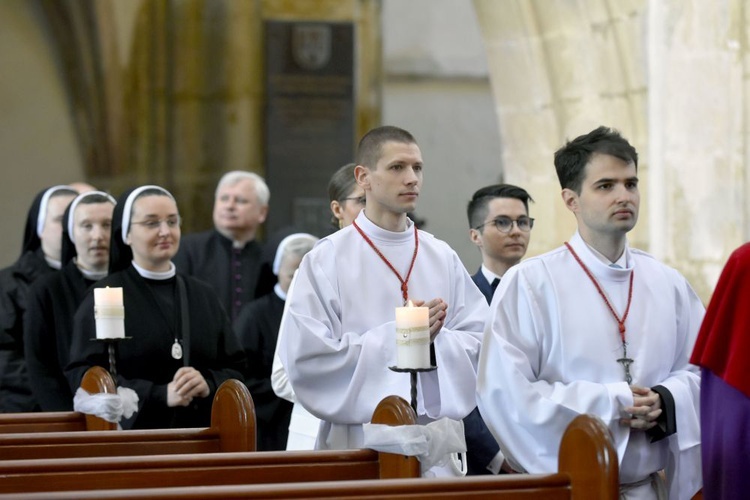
[558,412,618,499]
[0,475,602,499]
[0,378,254,460]
[0,406,617,499]
[0,366,116,433]
[370,394,420,478]
[0,415,618,500]
[0,450,383,493]
[0,395,417,494]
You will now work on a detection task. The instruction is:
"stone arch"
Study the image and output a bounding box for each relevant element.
[475,0,750,300]
[474,0,648,257]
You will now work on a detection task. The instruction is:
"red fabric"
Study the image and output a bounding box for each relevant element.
[691,242,750,398]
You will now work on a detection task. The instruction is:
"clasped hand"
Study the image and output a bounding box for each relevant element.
[411,298,447,341]
[621,385,662,430]
[167,366,209,407]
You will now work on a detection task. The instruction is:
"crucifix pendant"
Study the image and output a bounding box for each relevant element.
[616,342,633,384]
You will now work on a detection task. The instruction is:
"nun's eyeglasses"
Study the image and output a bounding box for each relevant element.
[131,217,181,231]
[342,196,366,205]
[474,216,534,233]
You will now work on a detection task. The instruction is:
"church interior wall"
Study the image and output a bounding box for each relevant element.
[0,0,83,265]
[382,79,503,272]
[381,0,503,273]
[0,0,748,304]
[475,0,750,302]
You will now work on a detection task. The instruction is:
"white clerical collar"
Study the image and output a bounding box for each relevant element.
[480,264,502,284]
[574,232,630,269]
[587,243,629,269]
[74,258,107,281]
[45,255,62,270]
[131,260,176,280]
[214,228,252,249]
[273,283,287,301]
[355,211,414,243]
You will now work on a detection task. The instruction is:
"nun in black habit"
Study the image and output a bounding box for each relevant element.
[66,186,246,429]
[24,191,116,411]
[0,185,78,412]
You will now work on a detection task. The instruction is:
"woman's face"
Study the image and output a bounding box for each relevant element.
[40,193,76,261]
[125,195,180,272]
[277,253,302,294]
[331,186,365,229]
[73,202,113,272]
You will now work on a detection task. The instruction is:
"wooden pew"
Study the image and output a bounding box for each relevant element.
[0,403,618,499]
[0,396,417,494]
[0,366,117,433]
[0,377,255,460]
[0,475,614,500]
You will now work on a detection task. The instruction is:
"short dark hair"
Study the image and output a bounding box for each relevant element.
[355,126,417,169]
[554,126,638,194]
[467,184,534,230]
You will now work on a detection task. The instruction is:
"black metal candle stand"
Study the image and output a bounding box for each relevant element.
[388,365,437,414]
[91,337,131,384]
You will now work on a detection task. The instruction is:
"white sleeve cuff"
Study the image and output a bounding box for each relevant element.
[486,449,506,474]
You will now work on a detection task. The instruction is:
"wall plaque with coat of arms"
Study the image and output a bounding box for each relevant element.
[264,21,355,237]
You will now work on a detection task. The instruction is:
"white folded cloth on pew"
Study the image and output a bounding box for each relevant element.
[73,386,139,425]
[363,417,467,477]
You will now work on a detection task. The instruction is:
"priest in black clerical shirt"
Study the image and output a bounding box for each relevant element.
[173,171,274,323]
[465,183,534,475]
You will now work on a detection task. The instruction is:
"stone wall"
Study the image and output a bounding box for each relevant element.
[475,0,750,302]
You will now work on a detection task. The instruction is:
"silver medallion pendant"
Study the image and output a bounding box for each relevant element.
[171,340,183,360]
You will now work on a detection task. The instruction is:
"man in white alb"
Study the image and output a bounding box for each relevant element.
[278,126,487,459]
[477,126,702,499]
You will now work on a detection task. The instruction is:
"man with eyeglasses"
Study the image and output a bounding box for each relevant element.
[477,126,703,499]
[461,183,534,476]
[467,184,534,304]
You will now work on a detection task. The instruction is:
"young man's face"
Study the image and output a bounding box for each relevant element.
[213,179,268,236]
[361,141,423,218]
[470,197,530,268]
[564,153,640,240]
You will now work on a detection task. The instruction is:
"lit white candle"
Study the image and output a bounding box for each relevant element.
[94,287,125,339]
[395,300,431,369]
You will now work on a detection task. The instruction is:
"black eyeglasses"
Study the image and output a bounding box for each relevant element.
[474,216,534,233]
[341,196,366,205]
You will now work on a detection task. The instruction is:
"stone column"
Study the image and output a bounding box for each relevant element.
[646,0,748,296]
[474,0,750,301]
